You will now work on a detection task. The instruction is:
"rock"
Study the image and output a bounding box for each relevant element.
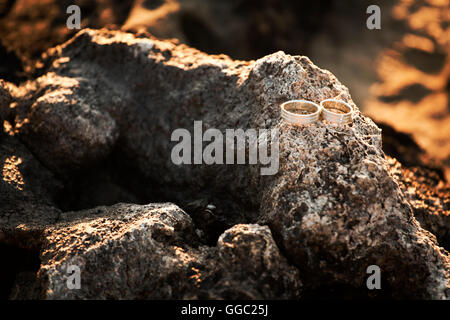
[0,135,61,250]
[6,29,450,299]
[38,202,200,299]
[260,121,449,299]
[37,203,300,299]
[0,241,41,300]
[13,29,351,191]
[16,72,119,175]
[0,79,11,124]
[388,157,450,250]
[211,224,301,299]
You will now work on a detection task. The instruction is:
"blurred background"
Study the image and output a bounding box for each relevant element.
[0,0,449,180]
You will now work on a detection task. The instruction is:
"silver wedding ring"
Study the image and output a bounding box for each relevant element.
[320,99,353,124]
[280,100,321,125]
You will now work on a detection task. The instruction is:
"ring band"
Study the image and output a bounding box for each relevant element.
[320,99,353,124]
[280,100,321,125]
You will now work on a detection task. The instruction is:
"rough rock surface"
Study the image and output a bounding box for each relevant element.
[260,122,448,299]
[2,28,449,299]
[1,0,447,178]
[38,203,300,299]
[0,79,10,124]
[0,134,61,250]
[389,157,450,249]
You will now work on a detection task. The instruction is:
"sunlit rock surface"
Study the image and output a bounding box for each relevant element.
[388,157,450,250]
[0,134,61,250]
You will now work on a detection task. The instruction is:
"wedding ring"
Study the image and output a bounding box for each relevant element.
[280,100,321,125]
[320,99,353,124]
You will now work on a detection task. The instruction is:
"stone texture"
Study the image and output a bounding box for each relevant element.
[202,223,302,299]
[0,79,10,125]
[38,203,301,299]
[0,135,61,250]
[3,28,449,299]
[16,72,119,175]
[388,157,450,249]
[260,120,449,299]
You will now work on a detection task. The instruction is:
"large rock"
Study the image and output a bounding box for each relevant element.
[207,223,302,299]
[37,203,301,299]
[5,29,450,299]
[16,72,119,174]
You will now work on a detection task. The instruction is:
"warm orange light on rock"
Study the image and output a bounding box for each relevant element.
[2,155,24,191]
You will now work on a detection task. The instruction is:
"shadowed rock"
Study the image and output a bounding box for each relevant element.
[389,157,450,250]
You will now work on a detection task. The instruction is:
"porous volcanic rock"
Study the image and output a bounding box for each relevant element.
[0,135,61,250]
[260,119,448,299]
[37,203,301,299]
[5,29,450,299]
[207,223,302,299]
[388,157,450,250]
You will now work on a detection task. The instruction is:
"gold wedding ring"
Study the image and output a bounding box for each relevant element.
[280,100,321,125]
[320,99,353,124]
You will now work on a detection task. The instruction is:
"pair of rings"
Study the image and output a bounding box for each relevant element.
[280,99,354,125]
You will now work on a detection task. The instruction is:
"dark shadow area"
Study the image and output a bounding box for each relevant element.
[302,282,394,300]
[0,243,41,299]
[378,83,432,104]
[379,122,425,165]
[180,11,223,56]
[378,121,445,180]
[142,0,165,11]
[0,40,24,84]
[403,48,447,74]
[54,147,257,246]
